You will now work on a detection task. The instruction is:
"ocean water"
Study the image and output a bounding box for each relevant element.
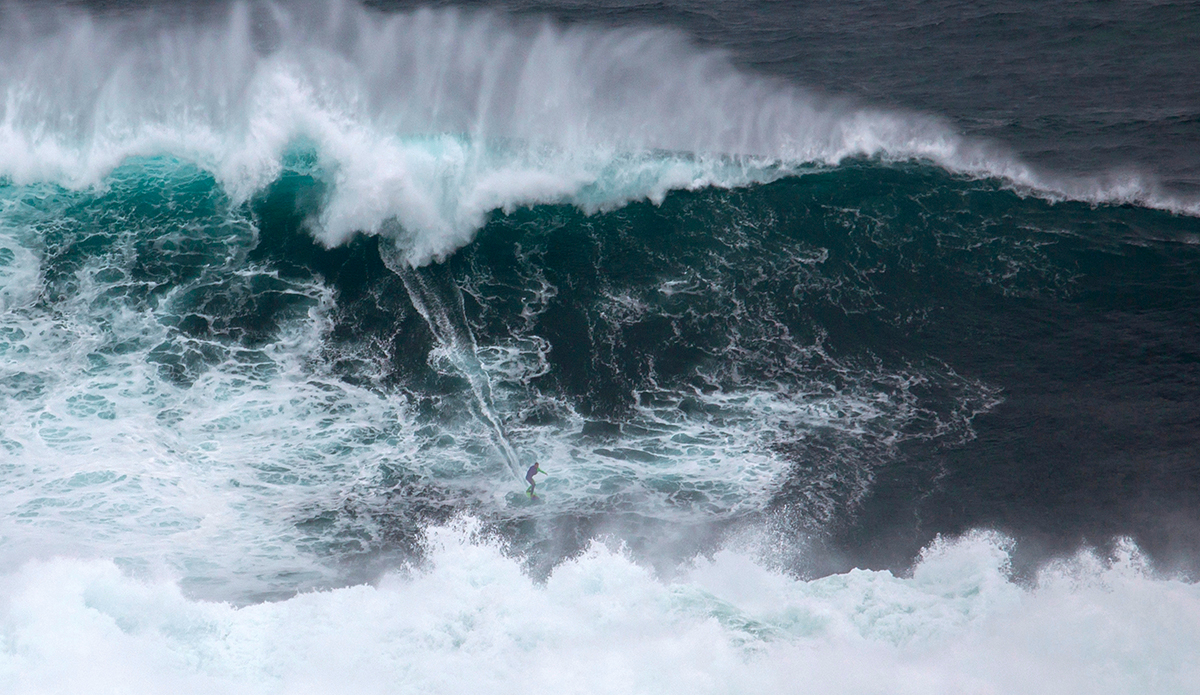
[1,1,1199,693]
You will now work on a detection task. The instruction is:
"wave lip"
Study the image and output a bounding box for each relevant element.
[1,0,1192,266]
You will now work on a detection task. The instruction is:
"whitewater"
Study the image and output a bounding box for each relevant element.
[5,523,1199,695]
[1,0,1193,265]
[2,1,1199,693]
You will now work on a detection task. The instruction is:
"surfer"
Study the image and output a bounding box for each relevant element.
[525,462,543,497]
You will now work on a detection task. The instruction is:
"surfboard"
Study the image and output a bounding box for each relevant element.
[505,491,544,506]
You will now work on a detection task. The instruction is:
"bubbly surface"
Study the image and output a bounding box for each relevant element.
[1,1,1198,692]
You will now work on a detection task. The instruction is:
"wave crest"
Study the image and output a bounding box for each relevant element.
[0,0,1193,265]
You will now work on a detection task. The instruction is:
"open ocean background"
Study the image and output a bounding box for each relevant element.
[2,1,1199,692]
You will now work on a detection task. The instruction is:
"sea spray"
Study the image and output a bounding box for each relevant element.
[1,3,1198,693]
[1,0,1192,269]
[1,523,1197,695]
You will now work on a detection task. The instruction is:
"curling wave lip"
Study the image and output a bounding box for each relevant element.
[0,0,1192,268]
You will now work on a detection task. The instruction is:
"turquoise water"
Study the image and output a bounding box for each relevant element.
[2,2,1199,692]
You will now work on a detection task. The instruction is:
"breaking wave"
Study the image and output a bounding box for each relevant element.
[1,0,1193,266]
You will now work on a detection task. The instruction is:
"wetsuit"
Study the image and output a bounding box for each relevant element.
[525,463,542,496]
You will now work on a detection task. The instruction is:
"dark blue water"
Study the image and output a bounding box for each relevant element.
[255,157,1200,577]
[2,1,1199,691]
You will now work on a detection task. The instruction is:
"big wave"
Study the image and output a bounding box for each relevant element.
[1,0,1192,266]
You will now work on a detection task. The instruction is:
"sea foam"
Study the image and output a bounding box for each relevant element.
[1,522,1196,695]
[1,0,1193,267]
[1,156,1005,600]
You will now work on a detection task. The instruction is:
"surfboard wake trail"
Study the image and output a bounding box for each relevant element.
[380,240,524,480]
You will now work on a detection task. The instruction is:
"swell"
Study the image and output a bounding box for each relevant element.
[0,0,1194,268]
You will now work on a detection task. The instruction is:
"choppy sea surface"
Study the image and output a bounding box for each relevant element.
[2,1,1199,692]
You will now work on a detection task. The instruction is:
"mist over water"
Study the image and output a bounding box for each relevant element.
[2,0,1195,264]
[5,523,1200,695]
[2,0,1199,693]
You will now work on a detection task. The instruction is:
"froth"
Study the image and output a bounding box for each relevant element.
[0,172,414,598]
[2,1,1189,267]
[0,162,994,598]
[1,523,1196,695]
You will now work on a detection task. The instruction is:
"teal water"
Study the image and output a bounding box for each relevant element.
[4,151,1198,587]
[2,2,1199,693]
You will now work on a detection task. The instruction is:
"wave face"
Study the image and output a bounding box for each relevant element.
[2,1,1200,693]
